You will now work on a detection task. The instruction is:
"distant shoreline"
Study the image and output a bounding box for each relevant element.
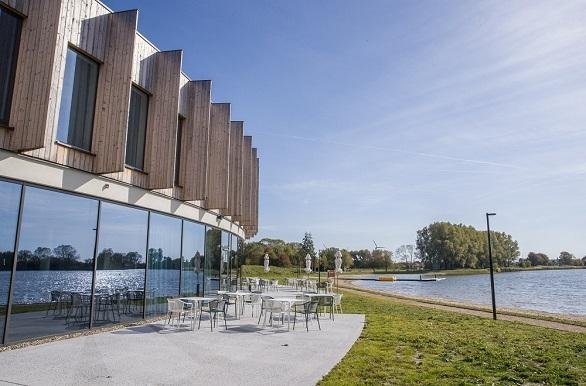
[340,265,586,277]
[339,280,586,328]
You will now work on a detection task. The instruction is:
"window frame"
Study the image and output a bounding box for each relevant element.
[125,84,150,171]
[174,114,185,186]
[55,45,100,151]
[0,5,23,127]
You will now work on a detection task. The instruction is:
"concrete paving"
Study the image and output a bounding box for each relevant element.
[0,297,364,386]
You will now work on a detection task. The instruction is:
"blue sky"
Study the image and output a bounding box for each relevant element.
[107,0,586,259]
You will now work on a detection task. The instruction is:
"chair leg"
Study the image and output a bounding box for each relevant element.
[198,310,203,330]
[210,311,214,332]
[223,312,227,330]
[315,312,321,330]
[305,313,309,332]
[293,310,297,330]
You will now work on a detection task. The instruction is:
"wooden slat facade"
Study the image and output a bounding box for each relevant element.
[0,0,259,238]
[143,50,182,189]
[207,103,231,210]
[91,10,138,174]
[5,0,62,151]
[227,121,243,220]
[240,136,253,227]
[252,149,259,235]
[179,80,211,201]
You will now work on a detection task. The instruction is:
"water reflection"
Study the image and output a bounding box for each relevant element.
[8,187,98,343]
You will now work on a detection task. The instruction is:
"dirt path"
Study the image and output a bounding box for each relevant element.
[340,284,586,333]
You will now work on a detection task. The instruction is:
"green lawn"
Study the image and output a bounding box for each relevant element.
[320,291,586,385]
[240,264,306,283]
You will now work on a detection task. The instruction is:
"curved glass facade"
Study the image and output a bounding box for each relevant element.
[0,178,243,345]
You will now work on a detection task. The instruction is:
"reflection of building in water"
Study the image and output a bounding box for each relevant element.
[0,0,256,346]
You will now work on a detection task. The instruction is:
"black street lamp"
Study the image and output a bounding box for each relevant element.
[486,212,497,320]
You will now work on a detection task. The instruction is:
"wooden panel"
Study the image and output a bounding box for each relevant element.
[143,50,182,189]
[6,0,62,151]
[180,80,211,201]
[240,136,253,226]
[206,103,230,210]
[132,34,158,89]
[92,10,137,174]
[252,149,259,233]
[23,0,110,171]
[227,121,243,219]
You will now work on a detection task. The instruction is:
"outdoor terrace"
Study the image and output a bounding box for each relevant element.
[0,287,364,385]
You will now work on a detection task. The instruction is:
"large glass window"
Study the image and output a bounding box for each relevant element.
[181,221,205,297]
[7,187,98,343]
[146,213,181,316]
[93,203,147,326]
[0,180,21,344]
[174,115,184,186]
[230,234,241,291]
[0,7,21,124]
[56,47,99,150]
[204,228,221,295]
[125,86,149,170]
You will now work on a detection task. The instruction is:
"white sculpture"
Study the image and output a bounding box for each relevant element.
[304,253,312,273]
[335,250,343,273]
[264,253,270,272]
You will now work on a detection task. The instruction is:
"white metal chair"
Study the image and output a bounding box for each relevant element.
[333,293,343,314]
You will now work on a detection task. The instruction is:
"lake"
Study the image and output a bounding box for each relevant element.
[352,269,586,316]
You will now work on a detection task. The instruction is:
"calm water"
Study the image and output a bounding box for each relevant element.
[353,269,586,316]
[0,270,205,303]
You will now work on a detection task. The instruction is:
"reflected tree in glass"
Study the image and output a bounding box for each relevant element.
[146,213,181,315]
[8,187,98,343]
[0,181,21,344]
[93,203,147,326]
[204,228,221,295]
[181,221,205,297]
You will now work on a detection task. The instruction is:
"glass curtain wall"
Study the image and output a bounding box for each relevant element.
[181,221,205,297]
[0,6,22,124]
[93,203,148,326]
[0,181,21,344]
[220,232,231,291]
[7,187,98,343]
[146,213,181,316]
[229,234,239,291]
[0,178,244,344]
[204,228,221,295]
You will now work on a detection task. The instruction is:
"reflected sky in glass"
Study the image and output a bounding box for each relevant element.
[18,187,97,262]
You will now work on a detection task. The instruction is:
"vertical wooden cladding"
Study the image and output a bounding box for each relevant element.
[241,136,253,226]
[206,103,231,210]
[6,0,62,151]
[227,121,243,219]
[252,149,259,234]
[179,80,211,201]
[92,10,138,174]
[142,50,182,189]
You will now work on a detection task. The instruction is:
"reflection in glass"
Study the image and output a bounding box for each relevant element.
[8,187,98,343]
[56,48,99,150]
[94,203,147,326]
[0,181,21,343]
[230,234,240,291]
[220,232,231,291]
[181,221,205,297]
[0,7,21,124]
[146,213,181,315]
[204,228,221,295]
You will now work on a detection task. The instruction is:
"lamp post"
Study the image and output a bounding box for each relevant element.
[486,212,497,320]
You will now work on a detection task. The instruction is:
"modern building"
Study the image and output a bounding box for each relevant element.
[0,0,259,345]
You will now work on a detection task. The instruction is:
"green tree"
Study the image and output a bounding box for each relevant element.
[558,251,575,265]
[527,252,549,267]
